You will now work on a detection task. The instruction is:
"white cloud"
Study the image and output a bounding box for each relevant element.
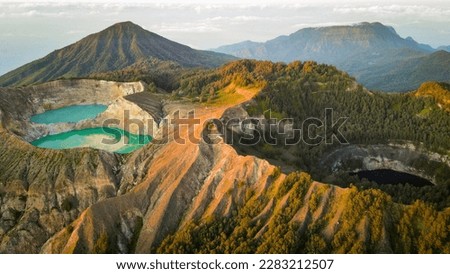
[67,30,86,35]
[0,32,14,37]
[152,22,222,33]
[333,5,450,19]
[291,21,358,30]
[0,8,68,18]
[204,15,273,23]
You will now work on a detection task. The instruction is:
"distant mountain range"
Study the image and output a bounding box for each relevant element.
[438,45,450,52]
[0,22,235,87]
[214,22,450,91]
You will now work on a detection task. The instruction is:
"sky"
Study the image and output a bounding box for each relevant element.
[0,0,450,75]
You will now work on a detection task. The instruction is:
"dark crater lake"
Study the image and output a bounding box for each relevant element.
[350,169,433,187]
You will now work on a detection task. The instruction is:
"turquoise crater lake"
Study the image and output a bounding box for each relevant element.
[31,127,152,154]
[31,104,108,124]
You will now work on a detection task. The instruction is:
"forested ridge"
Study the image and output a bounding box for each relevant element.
[176,60,449,151]
[157,172,449,253]
[176,60,449,167]
[175,59,450,210]
[92,59,449,208]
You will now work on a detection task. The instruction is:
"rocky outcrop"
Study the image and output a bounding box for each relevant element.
[0,130,120,253]
[319,144,450,184]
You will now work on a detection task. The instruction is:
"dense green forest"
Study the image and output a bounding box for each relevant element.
[157,172,449,253]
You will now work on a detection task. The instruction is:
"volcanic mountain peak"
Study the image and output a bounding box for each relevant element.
[0,21,235,87]
[84,21,167,46]
[108,21,144,31]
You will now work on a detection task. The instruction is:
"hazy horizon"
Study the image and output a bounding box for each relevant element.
[1,0,449,75]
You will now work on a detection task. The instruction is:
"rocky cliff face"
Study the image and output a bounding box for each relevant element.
[319,144,450,185]
[0,130,121,253]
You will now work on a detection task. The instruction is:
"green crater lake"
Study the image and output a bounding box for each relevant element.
[31,104,108,124]
[31,127,152,154]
